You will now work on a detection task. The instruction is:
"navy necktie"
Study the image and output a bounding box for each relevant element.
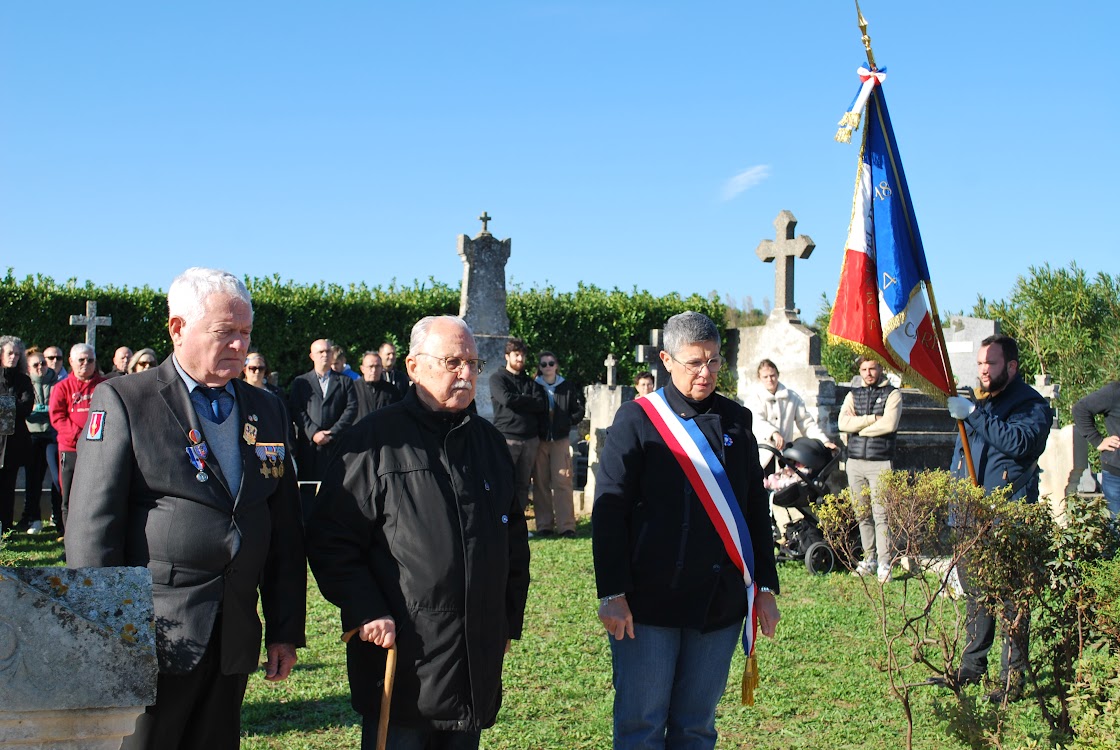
[193,386,233,424]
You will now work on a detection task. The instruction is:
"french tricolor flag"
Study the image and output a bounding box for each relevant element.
[828,66,954,400]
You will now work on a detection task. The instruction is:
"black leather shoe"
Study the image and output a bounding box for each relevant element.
[928,670,982,689]
[986,673,1024,705]
[536,529,555,537]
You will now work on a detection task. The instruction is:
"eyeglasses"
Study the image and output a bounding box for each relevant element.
[415,353,485,374]
[136,360,156,368]
[540,360,557,367]
[670,355,723,374]
[74,357,94,364]
[45,355,60,360]
[246,366,264,372]
[30,361,45,368]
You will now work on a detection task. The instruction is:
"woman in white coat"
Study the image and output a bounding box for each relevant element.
[743,359,836,471]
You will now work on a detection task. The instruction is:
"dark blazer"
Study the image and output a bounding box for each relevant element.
[289,369,357,481]
[354,379,401,420]
[66,356,307,675]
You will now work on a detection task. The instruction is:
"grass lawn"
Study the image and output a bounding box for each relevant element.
[2,521,1057,749]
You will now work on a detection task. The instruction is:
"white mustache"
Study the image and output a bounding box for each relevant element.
[451,380,472,391]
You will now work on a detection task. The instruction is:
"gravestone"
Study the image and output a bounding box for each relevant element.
[634,329,668,389]
[738,211,835,435]
[581,358,635,514]
[0,566,156,748]
[457,212,511,421]
[943,316,999,390]
[755,210,814,323]
[69,300,112,353]
[603,353,618,387]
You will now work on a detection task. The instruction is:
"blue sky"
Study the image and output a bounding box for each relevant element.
[2,2,1116,319]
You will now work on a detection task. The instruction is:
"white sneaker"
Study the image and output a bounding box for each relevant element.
[27,520,43,535]
[877,564,892,583]
[852,559,877,577]
[940,566,964,599]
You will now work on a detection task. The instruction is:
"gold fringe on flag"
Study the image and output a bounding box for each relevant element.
[741,654,759,706]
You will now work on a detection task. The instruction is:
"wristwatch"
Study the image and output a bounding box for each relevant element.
[758,586,776,595]
[600,593,626,605]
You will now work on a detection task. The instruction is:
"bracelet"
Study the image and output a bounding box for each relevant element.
[758,586,776,595]
[600,593,626,605]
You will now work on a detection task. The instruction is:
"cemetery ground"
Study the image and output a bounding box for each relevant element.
[3,525,1057,750]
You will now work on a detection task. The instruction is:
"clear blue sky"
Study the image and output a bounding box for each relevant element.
[2,2,1116,318]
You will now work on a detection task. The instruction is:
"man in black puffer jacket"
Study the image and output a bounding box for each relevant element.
[308,315,530,750]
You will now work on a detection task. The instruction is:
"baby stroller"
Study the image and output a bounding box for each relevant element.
[761,437,855,575]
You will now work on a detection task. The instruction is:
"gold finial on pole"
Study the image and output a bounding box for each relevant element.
[855,0,877,70]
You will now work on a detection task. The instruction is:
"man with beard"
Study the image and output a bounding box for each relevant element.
[355,350,400,419]
[490,338,547,520]
[307,315,529,749]
[941,334,1052,704]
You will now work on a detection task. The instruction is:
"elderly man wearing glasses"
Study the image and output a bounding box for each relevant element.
[48,343,106,533]
[308,315,529,750]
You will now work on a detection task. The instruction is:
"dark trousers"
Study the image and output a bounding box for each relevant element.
[60,450,77,531]
[959,564,1030,679]
[121,622,249,750]
[505,436,539,512]
[0,460,18,535]
[361,719,481,750]
[23,434,62,528]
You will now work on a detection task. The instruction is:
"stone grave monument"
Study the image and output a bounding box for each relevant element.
[634,329,668,389]
[943,316,999,390]
[0,566,156,748]
[458,212,510,421]
[581,354,634,512]
[69,300,112,352]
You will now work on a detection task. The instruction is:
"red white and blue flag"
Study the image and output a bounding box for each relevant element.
[636,390,759,657]
[828,66,955,400]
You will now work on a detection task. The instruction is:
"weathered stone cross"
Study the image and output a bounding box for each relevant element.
[69,300,112,352]
[755,210,815,316]
[634,328,667,389]
[478,211,492,235]
[603,353,618,387]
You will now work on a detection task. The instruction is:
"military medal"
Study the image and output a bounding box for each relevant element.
[255,443,285,478]
[186,441,210,483]
[242,422,258,446]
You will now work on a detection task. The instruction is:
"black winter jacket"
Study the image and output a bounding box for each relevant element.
[536,376,584,441]
[1073,381,1120,475]
[489,369,546,439]
[592,382,778,631]
[307,390,531,730]
[951,374,1052,502]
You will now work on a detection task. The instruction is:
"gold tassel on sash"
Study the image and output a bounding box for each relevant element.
[741,654,759,706]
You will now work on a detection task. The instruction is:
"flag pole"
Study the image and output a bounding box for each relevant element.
[849,0,978,485]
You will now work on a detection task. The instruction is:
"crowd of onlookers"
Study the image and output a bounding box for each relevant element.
[0,336,412,541]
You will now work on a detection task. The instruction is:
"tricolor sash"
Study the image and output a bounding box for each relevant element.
[636,389,759,661]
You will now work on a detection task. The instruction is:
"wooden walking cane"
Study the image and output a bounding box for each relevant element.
[340,630,398,750]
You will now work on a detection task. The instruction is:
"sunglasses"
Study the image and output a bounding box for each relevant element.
[540,360,557,367]
[136,360,156,368]
[45,355,61,360]
[30,361,45,367]
[74,357,94,364]
[246,366,264,372]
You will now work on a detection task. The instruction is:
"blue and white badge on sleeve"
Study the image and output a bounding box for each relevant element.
[86,411,106,441]
[501,514,508,524]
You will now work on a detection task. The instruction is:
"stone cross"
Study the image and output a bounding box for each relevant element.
[634,328,668,389]
[478,211,492,236]
[755,210,815,316]
[604,353,618,387]
[69,300,112,352]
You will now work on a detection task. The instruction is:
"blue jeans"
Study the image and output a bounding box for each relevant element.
[361,720,480,750]
[1102,470,1120,518]
[609,620,742,750]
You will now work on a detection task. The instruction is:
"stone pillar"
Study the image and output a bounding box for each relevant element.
[457,212,511,421]
[0,566,156,749]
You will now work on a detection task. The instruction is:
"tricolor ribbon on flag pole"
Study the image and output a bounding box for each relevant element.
[636,389,762,704]
[835,67,887,143]
[828,64,956,402]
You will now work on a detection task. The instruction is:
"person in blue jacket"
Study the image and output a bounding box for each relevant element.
[943,334,1052,704]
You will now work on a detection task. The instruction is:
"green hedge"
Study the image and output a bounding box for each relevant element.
[1,269,726,393]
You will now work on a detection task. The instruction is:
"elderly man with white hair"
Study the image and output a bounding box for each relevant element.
[48,341,105,531]
[308,314,530,750]
[66,267,306,750]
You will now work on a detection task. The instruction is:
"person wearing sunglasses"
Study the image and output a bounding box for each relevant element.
[22,347,62,537]
[47,342,105,532]
[532,351,584,538]
[127,348,159,374]
[241,352,285,399]
[43,345,68,381]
